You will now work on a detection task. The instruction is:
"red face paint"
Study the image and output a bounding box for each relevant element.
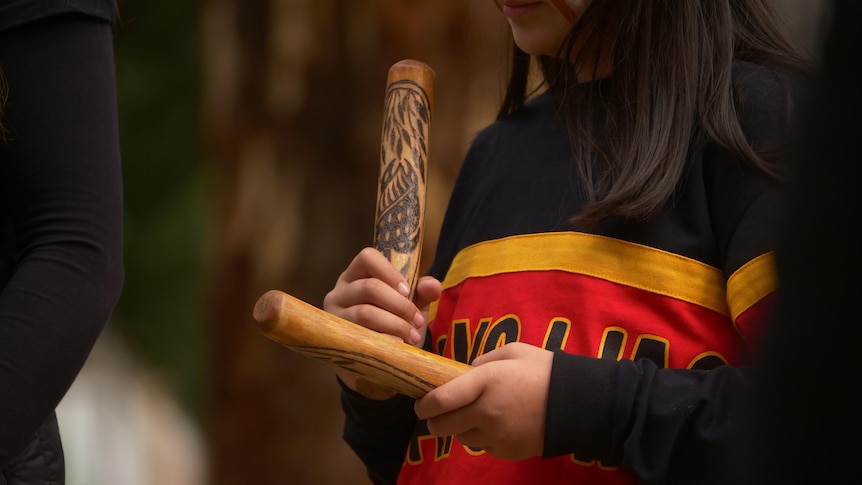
[548,0,576,23]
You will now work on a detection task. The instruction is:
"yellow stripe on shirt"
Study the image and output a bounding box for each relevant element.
[726,251,777,321]
[441,232,731,316]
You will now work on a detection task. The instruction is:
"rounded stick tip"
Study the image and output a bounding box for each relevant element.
[387,59,436,88]
[252,289,283,333]
[390,59,433,71]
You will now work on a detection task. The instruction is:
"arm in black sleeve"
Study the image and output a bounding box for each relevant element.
[541,64,806,483]
[339,380,418,485]
[338,303,444,484]
[544,352,753,485]
[0,13,124,467]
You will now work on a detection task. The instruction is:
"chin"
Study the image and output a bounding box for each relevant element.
[512,37,557,56]
[511,26,568,57]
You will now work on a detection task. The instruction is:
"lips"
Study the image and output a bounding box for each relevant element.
[495,1,543,19]
[494,1,576,23]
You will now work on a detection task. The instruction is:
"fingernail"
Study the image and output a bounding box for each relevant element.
[397,282,410,296]
[409,329,421,345]
[412,311,425,328]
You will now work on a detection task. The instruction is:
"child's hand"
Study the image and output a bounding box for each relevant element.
[414,342,553,460]
[323,247,441,393]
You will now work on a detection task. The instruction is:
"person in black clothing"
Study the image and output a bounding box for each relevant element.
[0,2,124,483]
[321,1,812,484]
[737,0,862,483]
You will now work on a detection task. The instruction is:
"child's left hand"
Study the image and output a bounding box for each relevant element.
[413,342,554,460]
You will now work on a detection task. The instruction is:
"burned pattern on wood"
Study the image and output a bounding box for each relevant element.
[374,74,431,287]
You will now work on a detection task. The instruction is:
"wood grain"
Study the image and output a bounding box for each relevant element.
[253,289,470,399]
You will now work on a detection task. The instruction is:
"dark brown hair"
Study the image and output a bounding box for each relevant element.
[499,0,810,225]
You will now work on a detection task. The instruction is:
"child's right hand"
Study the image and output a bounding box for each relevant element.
[323,247,442,393]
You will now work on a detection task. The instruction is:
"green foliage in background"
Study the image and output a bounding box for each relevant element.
[112,0,204,416]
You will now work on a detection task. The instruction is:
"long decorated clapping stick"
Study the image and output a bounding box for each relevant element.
[373,59,434,298]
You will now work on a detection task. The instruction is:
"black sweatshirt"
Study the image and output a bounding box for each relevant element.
[341,61,803,484]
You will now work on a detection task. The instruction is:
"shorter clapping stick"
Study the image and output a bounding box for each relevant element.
[253,289,470,399]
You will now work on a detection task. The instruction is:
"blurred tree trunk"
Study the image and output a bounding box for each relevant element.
[199,1,504,484]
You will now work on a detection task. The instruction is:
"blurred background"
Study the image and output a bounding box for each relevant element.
[53,1,829,484]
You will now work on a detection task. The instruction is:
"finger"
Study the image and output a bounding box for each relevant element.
[414,366,485,420]
[342,275,422,321]
[325,281,424,340]
[454,429,489,451]
[413,276,442,311]
[471,341,525,366]
[425,408,479,439]
[323,273,423,344]
[341,247,412,296]
[341,302,422,345]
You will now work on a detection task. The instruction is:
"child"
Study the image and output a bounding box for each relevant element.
[324,1,809,483]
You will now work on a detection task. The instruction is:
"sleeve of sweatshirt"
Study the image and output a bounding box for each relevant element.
[340,378,419,485]
[543,352,755,484]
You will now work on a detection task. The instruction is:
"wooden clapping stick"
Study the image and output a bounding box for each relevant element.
[374,59,435,299]
[253,60,469,399]
[253,290,470,400]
